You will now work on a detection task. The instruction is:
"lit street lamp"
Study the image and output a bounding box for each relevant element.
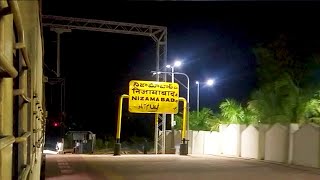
[196,79,215,117]
[207,79,214,86]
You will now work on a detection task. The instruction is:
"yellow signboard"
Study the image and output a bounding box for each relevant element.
[128,80,179,114]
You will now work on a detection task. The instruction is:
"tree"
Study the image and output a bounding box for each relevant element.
[248,86,289,124]
[253,34,318,87]
[174,108,216,131]
[249,34,320,125]
[248,73,320,124]
[219,99,249,124]
[207,113,229,131]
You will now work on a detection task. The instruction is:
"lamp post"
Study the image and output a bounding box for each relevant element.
[151,70,190,153]
[196,81,200,117]
[195,79,215,117]
[166,60,182,149]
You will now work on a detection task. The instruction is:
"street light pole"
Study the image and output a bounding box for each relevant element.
[165,60,182,153]
[170,66,175,152]
[196,81,200,117]
[186,77,190,143]
[195,79,215,117]
[151,71,190,152]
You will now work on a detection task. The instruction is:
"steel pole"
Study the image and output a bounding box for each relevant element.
[197,83,199,117]
[150,71,190,148]
[56,32,61,78]
[171,67,175,151]
[51,28,71,77]
[154,42,160,154]
[179,97,188,155]
[186,75,190,141]
[154,113,159,154]
[114,94,129,156]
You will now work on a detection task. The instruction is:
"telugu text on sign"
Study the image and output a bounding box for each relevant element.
[128,80,179,114]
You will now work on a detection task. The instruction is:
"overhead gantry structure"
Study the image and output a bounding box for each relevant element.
[42,15,168,154]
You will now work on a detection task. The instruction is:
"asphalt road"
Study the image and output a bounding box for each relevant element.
[45,154,320,180]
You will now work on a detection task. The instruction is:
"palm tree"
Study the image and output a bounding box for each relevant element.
[192,108,215,131]
[219,99,246,124]
[174,108,216,131]
[294,89,320,124]
[208,113,229,131]
[248,73,320,125]
[248,73,298,124]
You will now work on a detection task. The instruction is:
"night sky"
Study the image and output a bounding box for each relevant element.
[42,1,320,138]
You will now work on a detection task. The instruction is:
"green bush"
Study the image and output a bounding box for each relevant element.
[95,138,106,149]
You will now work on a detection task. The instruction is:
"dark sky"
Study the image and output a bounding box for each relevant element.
[42,1,320,137]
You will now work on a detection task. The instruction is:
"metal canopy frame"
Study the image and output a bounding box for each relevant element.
[42,15,166,42]
[42,15,168,154]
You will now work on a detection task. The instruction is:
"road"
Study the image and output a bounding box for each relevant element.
[45,154,320,180]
